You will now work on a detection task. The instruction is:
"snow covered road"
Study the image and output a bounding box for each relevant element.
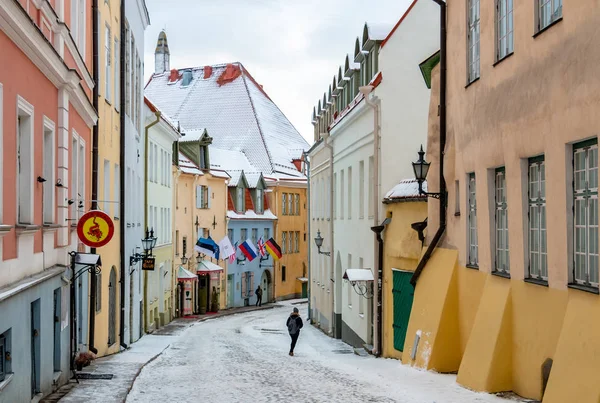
[126,302,507,403]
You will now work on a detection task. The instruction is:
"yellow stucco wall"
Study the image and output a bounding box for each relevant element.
[93,0,121,358]
[270,185,307,300]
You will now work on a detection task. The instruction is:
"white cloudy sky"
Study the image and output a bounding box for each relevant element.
[143,0,414,144]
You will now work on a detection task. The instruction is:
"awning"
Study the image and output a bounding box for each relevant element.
[296,277,308,283]
[343,269,374,282]
[197,259,224,275]
[178,266,197,282]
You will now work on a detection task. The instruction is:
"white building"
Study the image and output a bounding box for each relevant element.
[309,0,439,353]
[123,0,150,345]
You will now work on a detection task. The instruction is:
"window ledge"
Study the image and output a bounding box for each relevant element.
[493,52,514,67]
[359,314,365,318]
[16,224,42,235]
[524,277,548,287]
[52,371,62,385]
[0,373,14,392]
[533,17,563,38]
[0,225,13,237]
[43,223,62,232]
[454,212,461,217]
[466,264,479,270]
[492,271,511,279]
[465,77,480,89]
[568,283,599,295]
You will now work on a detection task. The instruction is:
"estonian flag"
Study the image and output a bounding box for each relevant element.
[265,237,282,260]
[238,240,258,262]
[195,236,220,260]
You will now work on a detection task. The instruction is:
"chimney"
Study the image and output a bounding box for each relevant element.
[203,66,213,79]
[154,30,170,75]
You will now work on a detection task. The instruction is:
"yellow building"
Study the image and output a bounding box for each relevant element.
[402,2,600,402]
[173,134,229,315]
[93,0,121,358]
[268,180,308,300]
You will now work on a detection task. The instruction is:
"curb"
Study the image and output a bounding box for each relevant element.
[122,343,172,403]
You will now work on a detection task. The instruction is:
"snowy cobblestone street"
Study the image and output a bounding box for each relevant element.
[126,302,508,403]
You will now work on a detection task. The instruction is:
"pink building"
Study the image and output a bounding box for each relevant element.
[0,0,97,400]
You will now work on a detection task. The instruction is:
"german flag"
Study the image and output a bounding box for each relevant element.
[265,237,282,260]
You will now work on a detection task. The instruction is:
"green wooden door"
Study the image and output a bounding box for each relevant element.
[301,283,307,298]
[392,270,415,352]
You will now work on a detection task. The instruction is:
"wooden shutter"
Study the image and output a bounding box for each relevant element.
[241,272,247,298]
[249,272,255,297]
[196,186,203,209]
[392,270,415,352]
[207,186,212,209]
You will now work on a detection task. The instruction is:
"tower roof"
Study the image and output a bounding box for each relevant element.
[155,30,169,54]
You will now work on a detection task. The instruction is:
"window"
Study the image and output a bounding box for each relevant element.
[114,164,119,218]
[359,161,365,219]
[182,236,187,257]
[197,185,209,209]
[295,194,300,215]
[264,228,270,241]
[348,166,353,219]
[538,0,562,31]
[0,329,11,382]
[467,0,481,82]
[455,180,461,216]
[125,24,130,116]
[358,257,364,315]
[282,232,287,254]
[227,229,233,244]
[78,140,85,218]
[528,157,547,281]
[236,187,244,212]
[255,189,263,213]
[289,231,293,253]
[333,173,337,219]
[43,119,55,224]
[295,231,299,253]
[347,253,352,307]
[282,193,287,215]
[496,0,513,61]
[288,193,293,216]
[105,25,111,102]
[368,157,374,218]
[282,265,286,282]
[70,0,85,53]
[176,230,180,255]
[71,136,78,219]
[103,160,110,215]
[0,84,2,223]
[17,97,34,224]
[251,228,258,245]
[340,169,345,219]
[573,140,598,287]
[468,174,478,267]
[494,168,509,274]
[95,272,102,312]
[114,37,119,111]
[241,228,247,242]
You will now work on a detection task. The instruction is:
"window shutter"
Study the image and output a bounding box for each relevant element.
[250,272,255,296]
[196,186,202,208]
[241,272,247,297]
[207,186,212,209]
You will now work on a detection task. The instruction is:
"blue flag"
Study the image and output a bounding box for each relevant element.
[195,236,220,260]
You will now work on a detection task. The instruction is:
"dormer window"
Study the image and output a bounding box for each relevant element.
[181,70,193,87]
[199,144,209,169]
[236,187,245,212]
[255,189,264,214]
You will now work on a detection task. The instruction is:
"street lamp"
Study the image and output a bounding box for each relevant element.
[180,255,189,265]
[130,228,158,265]
[196,253,203,264]
[314,230,330,256]
[412,145,440,199]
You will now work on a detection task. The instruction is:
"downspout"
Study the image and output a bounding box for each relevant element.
[304,152,311,321]
[363,93,381,354]
[88,0,99,355]
[119,0,127,349]
[144,112,161,333]
[410,0,447,287]
[370,224,385,357]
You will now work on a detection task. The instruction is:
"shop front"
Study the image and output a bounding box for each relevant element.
[197,260,224,314]
[177,266,198,316]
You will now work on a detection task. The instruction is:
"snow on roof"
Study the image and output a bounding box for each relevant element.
[179,128,207,143]
[227,208,277,220]
[177,266,197,281]
[344,269,375,282]
[209,146,256,172]
[384,179,427,202]
[179,152,204,176]
[145,63,309,176]
[227,171,244,187]
[366,22,394,41]
[197,260,224,274]
[244,172,263,188]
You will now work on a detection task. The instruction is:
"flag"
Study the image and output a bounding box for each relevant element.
[228,242,238,264]
[265,237,282,260]
[218,236,235,261]
[239,240,258,262]
[195,236,220,260]
[257,237,266,257]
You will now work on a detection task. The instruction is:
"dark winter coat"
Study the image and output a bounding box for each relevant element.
[286,313,303,335]
[256,287,263,297]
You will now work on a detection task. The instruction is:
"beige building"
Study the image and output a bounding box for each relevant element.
[403,1,600,403]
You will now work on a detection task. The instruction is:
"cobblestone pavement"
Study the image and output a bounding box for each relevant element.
[126,302,510,403]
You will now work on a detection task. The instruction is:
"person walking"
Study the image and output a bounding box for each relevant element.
[255,286,263,307]
[286,307,303,356]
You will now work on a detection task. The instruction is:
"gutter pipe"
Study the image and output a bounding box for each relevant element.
[303,151,311,321]
[119,0,127,349]
[410,0,447,287]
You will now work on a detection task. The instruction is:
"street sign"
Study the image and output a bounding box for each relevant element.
[77,210,115,248]
[142,258,156,271]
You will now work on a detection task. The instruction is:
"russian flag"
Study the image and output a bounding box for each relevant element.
[238,240,258,262]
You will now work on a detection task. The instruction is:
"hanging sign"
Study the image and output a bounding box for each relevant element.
[77,210,115,248]
[142,258,156,271]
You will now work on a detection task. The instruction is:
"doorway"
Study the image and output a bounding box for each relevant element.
[53,288,61,372]
[108,267,117,346]
[30,299,41,397]
[259,269,272,302]
[227,275,234,308]
[392,270,415,352]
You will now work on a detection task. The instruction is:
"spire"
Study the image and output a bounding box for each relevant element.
[154,30,170,75]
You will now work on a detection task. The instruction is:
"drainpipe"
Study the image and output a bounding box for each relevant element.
[304,152,311,321]
[144,112,161,333]
[410,0,447,287]
[88,0,99,356]
[370,223,386,358]
[119,0,127,349]
[361,87,381,354]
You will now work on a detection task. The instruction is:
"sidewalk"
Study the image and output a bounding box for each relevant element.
[42,303,281,403]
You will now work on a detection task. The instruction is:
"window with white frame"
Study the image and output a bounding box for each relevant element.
[528,157,547,281]
[467,0,481,83]
[43,118,55,224]
[573,139,598,287]
[236,187,244,212]
[295,231,299,253]
[124,24,130,117]
[494,167,509,274]
[114,37,119,111]
[348,166,353,219]
[347,253,352,307]
[251,228,258,245]
[17,96,34,225]
[282,232,287,254]
[288,193,293,216]
[70,0,86,54]
[340,169,345,219]
[282,193,287,215]
[264,228,270,241]
[288,231,293,253]
[255,189,263,213]
[496,0,513,60]
[105,25,111,102]
[240,228,247,242]
[538,0,562,31]
[71,136,78,219]
[359,161,365,219]
[368,157,374,218]
[333,172,337,219]
[467,174,478,267]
